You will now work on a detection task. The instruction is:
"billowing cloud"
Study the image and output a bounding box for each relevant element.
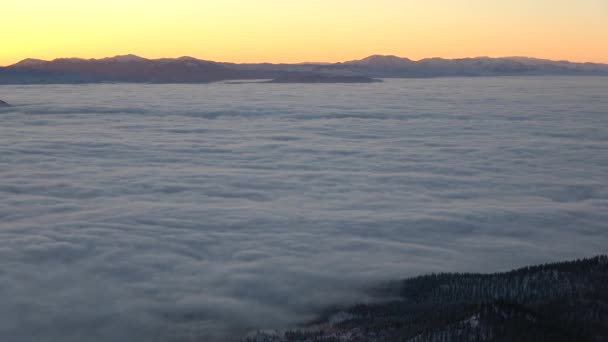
[1,78,607,341]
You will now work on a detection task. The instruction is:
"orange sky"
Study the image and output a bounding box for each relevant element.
[2,0,607,66]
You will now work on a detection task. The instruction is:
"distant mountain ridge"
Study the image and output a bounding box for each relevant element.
[337,55,608,77]
[1,54,607,84]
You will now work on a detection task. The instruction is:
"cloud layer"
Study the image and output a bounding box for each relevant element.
[1,78,607,341]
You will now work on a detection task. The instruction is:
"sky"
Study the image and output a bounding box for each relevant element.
[1,0,608,66]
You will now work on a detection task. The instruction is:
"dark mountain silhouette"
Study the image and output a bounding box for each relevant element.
[0,54,243,84]
[0,99,9,107]
[343,54,415,67]
[1,54,607,84]
[248,255,608,342]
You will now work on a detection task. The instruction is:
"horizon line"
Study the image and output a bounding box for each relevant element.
[3,53,607,67]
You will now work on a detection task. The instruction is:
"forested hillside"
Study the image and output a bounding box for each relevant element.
[247,255,608,342]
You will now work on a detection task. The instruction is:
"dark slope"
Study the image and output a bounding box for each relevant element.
[247,255,608,342]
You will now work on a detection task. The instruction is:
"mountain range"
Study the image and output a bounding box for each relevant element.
[1,54,608,84]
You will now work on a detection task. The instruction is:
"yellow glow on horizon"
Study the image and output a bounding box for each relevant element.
[1,0,607,66]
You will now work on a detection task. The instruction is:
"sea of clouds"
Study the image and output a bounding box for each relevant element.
[1,77,607,341]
